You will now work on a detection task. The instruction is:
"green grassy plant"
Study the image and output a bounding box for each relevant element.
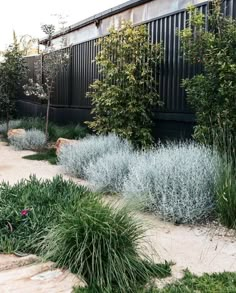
[216,162,236,229]
[140,270,236,292]
[40,195,170,292]
[0,176,90,253]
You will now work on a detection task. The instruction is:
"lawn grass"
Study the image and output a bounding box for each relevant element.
[22,148,57,165]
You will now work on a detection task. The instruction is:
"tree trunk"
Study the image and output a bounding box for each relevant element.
[45,97,50,141]
[6,111,9,133]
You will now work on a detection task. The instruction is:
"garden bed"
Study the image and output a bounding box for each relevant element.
[0,141,235,279]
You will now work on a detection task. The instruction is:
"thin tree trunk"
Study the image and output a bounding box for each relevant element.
[45,97,50,141]
[6,111,9,133]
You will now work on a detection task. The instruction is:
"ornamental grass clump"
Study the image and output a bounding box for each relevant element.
[85,150,138,193]
[40,195,170,292]
[123,142,220,224]
[58,134,132,179]
[0,175,90,253]
[9,128,46,150]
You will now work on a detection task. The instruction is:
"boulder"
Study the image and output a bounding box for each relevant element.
[55,138,78,155]
[7,129,26,139]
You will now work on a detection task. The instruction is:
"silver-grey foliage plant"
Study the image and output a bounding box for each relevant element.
[9,129,46,150]
[0,120,22,134]
[123,142,221,224]
[58,134,132,179]
[85,150,137,193]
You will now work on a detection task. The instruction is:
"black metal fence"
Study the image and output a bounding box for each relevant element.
[23,0,235,123]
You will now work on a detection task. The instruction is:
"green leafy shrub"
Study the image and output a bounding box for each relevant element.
[0,37,27,132]
[180,1,236,145]
[0,175,89,253]
[40,195,170,292]
[87,21,162,148]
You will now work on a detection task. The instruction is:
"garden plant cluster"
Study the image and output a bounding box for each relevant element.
[0,1,235,292]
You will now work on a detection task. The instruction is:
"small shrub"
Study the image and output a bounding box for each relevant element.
[0,120,22,135]
[85,150,137,193]
[123,142,220,224]
[0,175,89,253]
[9,129,46,150]
[40,195,171,292]
[58,134,132,179]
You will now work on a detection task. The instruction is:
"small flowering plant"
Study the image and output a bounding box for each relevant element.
[21,209,30,216]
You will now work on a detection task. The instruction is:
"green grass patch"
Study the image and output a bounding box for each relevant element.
[155,270,236,292]
[22,148,57,165]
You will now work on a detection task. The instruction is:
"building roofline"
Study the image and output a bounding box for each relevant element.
[39,0,152,44]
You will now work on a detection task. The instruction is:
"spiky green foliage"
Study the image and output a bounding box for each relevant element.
[0,176,89,253]
[142,270,236,292]
[40,195,170,292]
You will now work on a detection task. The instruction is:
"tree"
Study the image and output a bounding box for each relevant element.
[19,34,39,56]
[86,21,162,148]
[0,39,27,130]
[23,24,70,139]
[179,0,236,146]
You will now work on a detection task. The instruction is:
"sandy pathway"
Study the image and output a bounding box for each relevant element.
[0,140,235,287]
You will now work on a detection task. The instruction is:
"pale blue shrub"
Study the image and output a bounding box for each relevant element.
[123,143,220,223]
[0,120,22,134]
[9,129,46,150]
[85,150,137,193]
[58,134,132,179]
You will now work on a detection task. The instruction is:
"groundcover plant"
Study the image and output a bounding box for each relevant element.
[0,175,170,292]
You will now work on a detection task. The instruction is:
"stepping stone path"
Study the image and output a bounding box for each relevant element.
[0,254,85,292]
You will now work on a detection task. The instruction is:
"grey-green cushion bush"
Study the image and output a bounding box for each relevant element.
[123,142,221,224]
[85,150,138,193]
[58,134,133,179]
[9,128,46,150]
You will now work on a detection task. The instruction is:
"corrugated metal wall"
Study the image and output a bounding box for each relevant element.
[23,0,235,118]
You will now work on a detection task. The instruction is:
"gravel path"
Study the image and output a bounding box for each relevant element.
[0,141,235,291]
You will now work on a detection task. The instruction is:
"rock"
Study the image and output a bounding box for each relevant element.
[7,129,26,139]
[55,138,78,155]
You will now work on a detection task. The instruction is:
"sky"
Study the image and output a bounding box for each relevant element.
[0,0,127,50]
